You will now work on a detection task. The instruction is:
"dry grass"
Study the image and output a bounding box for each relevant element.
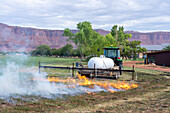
[0,56,170,113]
[0,69,169,113]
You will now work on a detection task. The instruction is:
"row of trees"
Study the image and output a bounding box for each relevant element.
[63,21,147,61]
[31,21,147,60]
[31,44,80,57]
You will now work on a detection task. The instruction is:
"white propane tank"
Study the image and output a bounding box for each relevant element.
[88,56,114,69]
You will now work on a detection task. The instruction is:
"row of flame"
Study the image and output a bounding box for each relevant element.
[37,73,138,94]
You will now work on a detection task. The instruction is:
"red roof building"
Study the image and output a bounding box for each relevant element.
[146,50,170,67]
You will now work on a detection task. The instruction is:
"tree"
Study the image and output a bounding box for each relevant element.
[32,45,50,56]
[162,46,170,50]
[50,48,59,56]
[139,47,147,54]
[63,21,100,61]
[110,25,148,59]
[120,40,147,59]
[121,43,133,59]
[62,23,145,60]
[72,49,80,57]
[111,25,132,47]
[105,33,117,47]
[127,41,144,59]
[60,44,73,56]
[90,35,105,56]
[110,25,133,59]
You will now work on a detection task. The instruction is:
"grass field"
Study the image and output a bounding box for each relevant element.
[0,55,169,112]
[124,58,145,61]
[0,55,81,66]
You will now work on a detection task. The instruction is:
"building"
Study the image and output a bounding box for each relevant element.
[141,43,170,52]
[141,45,163,52]
[146,50,170,67]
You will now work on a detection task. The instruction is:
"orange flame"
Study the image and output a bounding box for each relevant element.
[45,73,138,94]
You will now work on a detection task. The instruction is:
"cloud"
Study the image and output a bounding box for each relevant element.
[120,16,170,31]
[74,0,106,10]
[0,0,170,31]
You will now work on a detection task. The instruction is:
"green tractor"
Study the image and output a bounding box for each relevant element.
[103,46,123,68]
[78,45,123,78]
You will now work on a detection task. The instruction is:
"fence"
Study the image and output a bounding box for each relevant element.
[39,61,136,80]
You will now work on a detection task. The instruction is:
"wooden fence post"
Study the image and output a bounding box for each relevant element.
[119,66,122,75]
[72,63,74,77]
[132,65,134,80]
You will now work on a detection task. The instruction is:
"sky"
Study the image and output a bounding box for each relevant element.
[0,0,170,32]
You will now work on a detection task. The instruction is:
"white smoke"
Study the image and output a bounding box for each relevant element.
[0,55,121,100]
[0,60,91,98]
[0,62,26,95]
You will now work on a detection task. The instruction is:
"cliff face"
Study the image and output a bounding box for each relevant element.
[0,23,170,52]
[126,31,170,45]
[0,23,70,52]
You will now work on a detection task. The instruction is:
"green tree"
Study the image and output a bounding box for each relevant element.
[122,44,133,59]
[72,49,80,56]
[128,41,142,59]
[110,25,132,59]
[63,21,100,61]
[162,46,170,50]
[110,25,148,60]
[50,48,59,56]
[105,33,117,47]
[121,40,147,59]
[111,25,132,47]
[139,47,147,54]
[32,45,50,56]
[31,50,36,56]
[89,35,105,56]
[60,44,73,56]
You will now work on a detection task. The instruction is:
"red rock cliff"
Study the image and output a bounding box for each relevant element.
[0,23,71,52]
[126,31,170,45]
[0,23,170,52]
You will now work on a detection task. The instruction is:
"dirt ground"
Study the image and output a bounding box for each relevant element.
[123,61,170,72]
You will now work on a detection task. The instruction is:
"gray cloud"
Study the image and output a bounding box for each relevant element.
[0,0,170,31]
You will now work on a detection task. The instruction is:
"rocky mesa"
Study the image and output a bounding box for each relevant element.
[0,23,170,52]
[126,31,170,45]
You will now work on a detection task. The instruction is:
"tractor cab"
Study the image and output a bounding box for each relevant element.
[103,46,122,67]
